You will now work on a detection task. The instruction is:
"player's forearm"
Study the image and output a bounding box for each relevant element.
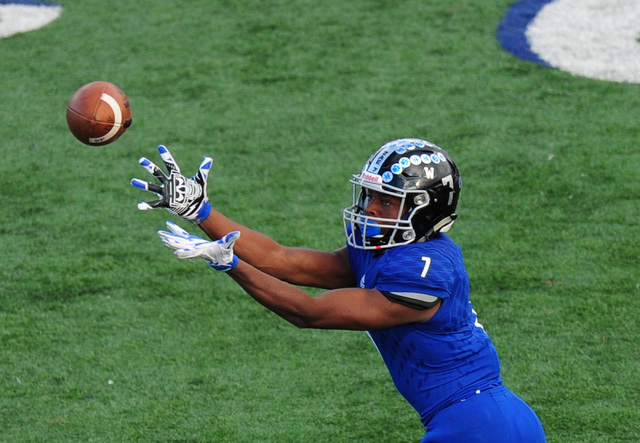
[200,209,274,255]
[199,209,355,289]
[199,208,293,278]
[228,261,319,329]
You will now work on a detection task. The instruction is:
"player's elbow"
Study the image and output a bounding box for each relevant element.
[286,312,319,329]
[283,308,326,330]
[289,318,313,329]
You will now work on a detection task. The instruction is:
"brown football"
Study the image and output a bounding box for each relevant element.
[66,81,132,146]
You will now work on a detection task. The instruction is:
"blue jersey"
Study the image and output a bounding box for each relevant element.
[347,234,503,426]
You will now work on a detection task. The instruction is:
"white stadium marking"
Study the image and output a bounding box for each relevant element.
[526,0,640,83]
[4,0,640,84]
[0,2,62,39]
[89,93,122,144]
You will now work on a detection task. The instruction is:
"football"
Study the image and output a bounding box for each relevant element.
[66,81,132,146]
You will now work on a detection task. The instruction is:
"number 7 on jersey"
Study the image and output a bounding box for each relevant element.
[421,256,431,278]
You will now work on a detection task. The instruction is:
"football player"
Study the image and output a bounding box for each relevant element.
[132,138,546,442]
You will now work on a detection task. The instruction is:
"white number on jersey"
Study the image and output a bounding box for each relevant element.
[420,256,431,278]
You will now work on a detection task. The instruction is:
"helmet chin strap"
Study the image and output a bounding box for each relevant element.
[437,217,456,233]
[415,214,457,243]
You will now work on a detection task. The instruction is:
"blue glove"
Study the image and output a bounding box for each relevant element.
[131,145,213,224]
[158,221,240,272]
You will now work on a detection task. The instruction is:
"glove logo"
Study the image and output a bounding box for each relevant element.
[171,174,187,205]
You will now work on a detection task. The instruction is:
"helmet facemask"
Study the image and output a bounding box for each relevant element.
[343,177,432,250]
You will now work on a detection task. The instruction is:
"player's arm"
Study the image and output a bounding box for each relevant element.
[198,208,355,289]
[228,260,440,330]
[157,225,440,330]
[131,146,354,289]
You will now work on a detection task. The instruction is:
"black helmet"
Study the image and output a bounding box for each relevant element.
[343,138,462,250]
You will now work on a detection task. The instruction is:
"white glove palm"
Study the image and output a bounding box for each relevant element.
[158,221,240,272]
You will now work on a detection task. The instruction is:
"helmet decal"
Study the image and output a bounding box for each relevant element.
[365,138,437,174]
[360,171,383,184]
[424,167,435,179]
[366,146,397,174]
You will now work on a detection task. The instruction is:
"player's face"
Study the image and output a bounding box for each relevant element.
[362,189,406,220]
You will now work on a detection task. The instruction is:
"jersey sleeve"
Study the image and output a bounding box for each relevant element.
[375,247,455,310]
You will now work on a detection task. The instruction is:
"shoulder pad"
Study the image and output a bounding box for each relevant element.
[380,290,440,310]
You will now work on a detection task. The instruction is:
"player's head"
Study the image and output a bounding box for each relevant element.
[343,138,462,250]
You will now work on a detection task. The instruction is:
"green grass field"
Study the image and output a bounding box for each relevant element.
[1,0,639,441]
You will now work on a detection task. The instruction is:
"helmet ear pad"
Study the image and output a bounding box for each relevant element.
[394,170,461,243]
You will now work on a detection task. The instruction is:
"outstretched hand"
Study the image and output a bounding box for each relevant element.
[158,221,240,272]
[131,145,213,224]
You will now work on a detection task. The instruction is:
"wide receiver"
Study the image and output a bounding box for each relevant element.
[132,138,546,442]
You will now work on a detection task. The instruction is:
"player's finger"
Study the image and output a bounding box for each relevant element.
[131,178,163,194]
[160,235,201,251]
[138,199,166,211]
[197,156,214,181]
[158,233,187,249]
[158,145,181,174]
[220,231,241,251]
[139,157,168,184]
[174,248,201,260]
[165,220,192,238]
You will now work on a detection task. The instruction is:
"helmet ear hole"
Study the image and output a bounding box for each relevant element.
[402,229,416,241]
[413,194,429,206]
